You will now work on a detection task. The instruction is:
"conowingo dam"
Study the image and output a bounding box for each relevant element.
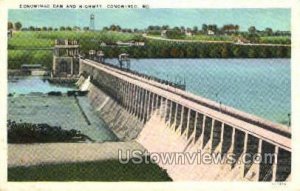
[52,39,291,181]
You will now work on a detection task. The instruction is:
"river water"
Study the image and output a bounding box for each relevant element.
[7,76,118,142]
[8,76,75,94]
[106,58,291,125]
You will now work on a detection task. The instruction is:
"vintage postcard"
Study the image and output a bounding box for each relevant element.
[0,0,299,190]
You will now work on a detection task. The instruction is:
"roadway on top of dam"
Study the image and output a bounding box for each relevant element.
[81,58,291,151]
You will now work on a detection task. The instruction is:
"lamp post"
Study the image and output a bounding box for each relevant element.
[215,92,222,112]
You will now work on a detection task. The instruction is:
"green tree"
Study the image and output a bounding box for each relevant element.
[66,26,72,31]
[286,47,291,58]
[248,48,257,58]
[179,49,185,58]
[265,28,273,36]
[235,25,240,33]
[14,22,22,30]
[29,26,35,31]
[109,24,117,31]
[60,26,66,31]
[165,30,184,39]
[73,26,81,31]
[259,47,270,58]
[116,25,122,31]
[202,24,208,33]
[209,46,221,58]
[173,27,180,31]
[233,46,241,57]
[147,25,155,31]
[248,26,256,35]
[276,47,285,58]
[186,46,196,58]
[193,26,198,33]
[161,25,169,30]
[247,34,260,43]
[132,47,142,57]
[8,22,13,30]
[198,46,208,58]
[170,48,180,57]
[221,46,229,58]
[208,25,218,33]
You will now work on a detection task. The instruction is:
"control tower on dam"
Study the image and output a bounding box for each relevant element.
[77,57,291,182]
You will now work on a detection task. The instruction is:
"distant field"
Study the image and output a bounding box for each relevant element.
[184,34,234,42]
[8,31,140,49]
[8,36,53,48]
[8,49,52,69]
[259,36,291,44]
[146,33,290,44]
[146,34,233,42]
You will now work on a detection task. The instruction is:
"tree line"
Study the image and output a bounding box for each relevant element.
[8,21,290,37]
[146,24,290,37]
[99,41,290,59]
[7,21,142,33]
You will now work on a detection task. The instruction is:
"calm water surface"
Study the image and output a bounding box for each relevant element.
[8,76,76,94]
[106,58,290,124]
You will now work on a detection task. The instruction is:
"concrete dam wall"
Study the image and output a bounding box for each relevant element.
[77,77,144,141]
[78,59,291,181]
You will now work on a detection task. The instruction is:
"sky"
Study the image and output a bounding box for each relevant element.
[8,8,291,31]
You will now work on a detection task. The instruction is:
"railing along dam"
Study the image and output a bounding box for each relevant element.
[79,59,291,181]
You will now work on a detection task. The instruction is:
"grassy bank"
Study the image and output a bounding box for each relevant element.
[260,36,291,44]
[8,159,172,181]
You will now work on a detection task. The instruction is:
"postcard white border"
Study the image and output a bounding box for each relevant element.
[0,0,299,190]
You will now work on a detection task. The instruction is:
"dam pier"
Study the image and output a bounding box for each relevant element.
[50,39,291,181]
